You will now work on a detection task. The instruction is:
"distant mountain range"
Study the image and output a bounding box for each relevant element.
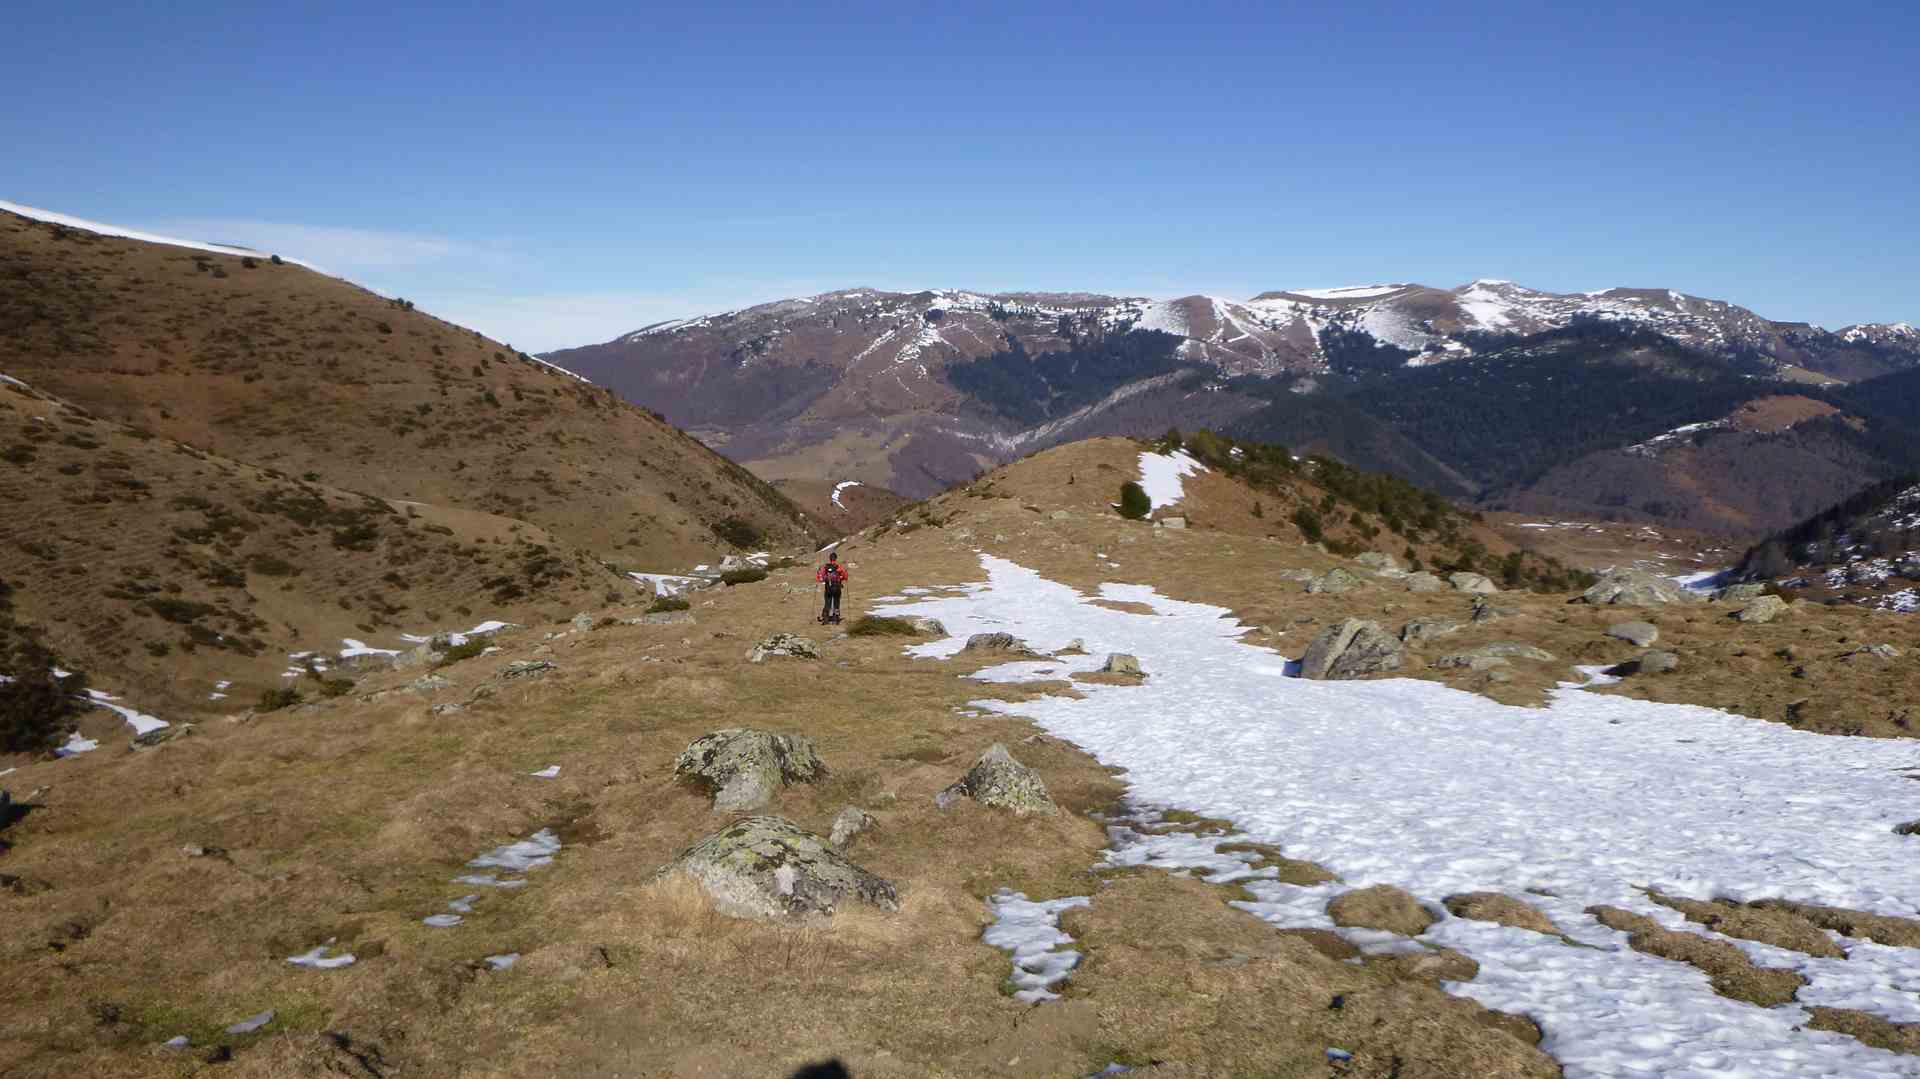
[545,283,1920,532]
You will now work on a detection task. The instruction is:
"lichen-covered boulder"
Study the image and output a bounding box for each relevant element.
[1715,582,1768,604]
[655,816,898,919]
[1101,653,1143,675]
[935,744,1056,815]
[907,617,947,636]
[748,633,819,662]
[1448,572,1499,595]
[1732,595,1790,624]
[1305,568,1364,594]
[1299,619,1403,680]
[675,729,827,812]
[1582,568,1695,606]
[1354,551,1403,574]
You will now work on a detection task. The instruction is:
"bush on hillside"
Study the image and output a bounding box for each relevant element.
[647,595,691,613]
[847,616,918,638]
[436,639,489,667]
[711,516,764,550]
[256,687,301,713]
[1116,482,1151,520]
[0,643,87,754]
[721,567,768,586]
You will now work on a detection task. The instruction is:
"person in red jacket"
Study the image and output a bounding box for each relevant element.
[816,551,848,624]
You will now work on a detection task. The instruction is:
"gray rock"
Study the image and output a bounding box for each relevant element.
[655,816,898,919]
[1732,596,1790,624]
[1850,643,1902,660]
[1470,596,1517,623]
[498,660,556,680]
[961,632,1031,654]
[429,702,465,716]
[1486,668,1514,684]
[1299,619,1404,680]
[1354,551,1403,573]
[409,674,452,693]
[1101,653,1143,675]
[1448,572,1499,595]
[335,651,397,674]
[1399,618,1463,645]
[747,633,819,663]
[829,806,878,849]
[1276,568,1316,583]
[1160,516,1187,530]
[1582,568,1695,606]
[571,612,596,633]
[1637,650,1681,674]
[908,617,947,636]
[1435,642,1556,669]
[623,610,694,626]
[1305,568,1364,594]
[1714,582,1769,603]
[1606,621,1660,647]
[674,729,827,812]
[935,744,1057,815]
[1893,820,1920,836]
[1402,571,1446,593]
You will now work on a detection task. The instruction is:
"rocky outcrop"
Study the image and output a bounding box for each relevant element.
[675,729,827,812]
[748,633,819,662]
[498,660,555,680]
[1732,596,1790,624]
[1448,572,1498,595]
[1299,619,1403,680]
[655,816,899,919]
[935,744,1056,815]
[1328,885,1436,937]
[1715,583,1769,604]
[1354,552,1403,575]
[1470,596,1516,623]
[1305,568,1364,594]
[1606,621,1660,647]
[1612,650,1680,676]
[907,617,947,636]
[1101,653,1143,675]
[1582,568,1695,606]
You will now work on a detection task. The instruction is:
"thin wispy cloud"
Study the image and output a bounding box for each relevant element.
[144,218,498,272]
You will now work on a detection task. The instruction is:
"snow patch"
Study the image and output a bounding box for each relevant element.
[1136,449,1206,511]
[831,480,863,510]
[982,890,1091,1002]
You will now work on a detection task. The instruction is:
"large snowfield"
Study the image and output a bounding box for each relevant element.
[877,556,1920,1077]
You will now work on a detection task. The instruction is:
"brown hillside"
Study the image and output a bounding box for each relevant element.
[771,478,913,536]
[0,210,823,571]
[0,375,631,725]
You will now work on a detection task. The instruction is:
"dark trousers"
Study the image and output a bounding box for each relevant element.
[821,584,842,620]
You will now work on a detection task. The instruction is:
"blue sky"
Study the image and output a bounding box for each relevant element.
[7,1,1915,350]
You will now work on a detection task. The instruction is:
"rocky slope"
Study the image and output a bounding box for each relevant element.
[546,283,1920,525]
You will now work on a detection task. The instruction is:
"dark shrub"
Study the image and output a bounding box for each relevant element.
[256,687,301,712]
[647,595,691,613]
[436,639,488,666]
[720,567,768,586]
[1116,482,1151,520]
[0,644,86,753]
[711,517,764,549]
[847,616,918,637]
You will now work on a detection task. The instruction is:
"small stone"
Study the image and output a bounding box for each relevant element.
[409,674,452,693]
[907,617,947,635]
[747,633,819,663]
[1305,568,1363,594]
[1714,582,1769,603]
[1402,572,1445,593]
[225,1011,274,1036]
[935,744,1056,815]
[571,613,595,633]
[1049,510,1071,521]
[961,632,1031,654]
[1100,653,1143,676]
[1470,597,1517,623]
[829,807,877,849]
[498,660,556,679]
[1399,618,1462,645]
[1160,516,1187,530]
[1607,621,1660,647]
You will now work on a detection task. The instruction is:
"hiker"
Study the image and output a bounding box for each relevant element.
[816,551,848,624]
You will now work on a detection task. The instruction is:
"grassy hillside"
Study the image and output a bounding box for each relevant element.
[0,210,824,571]
[0,374,632,723]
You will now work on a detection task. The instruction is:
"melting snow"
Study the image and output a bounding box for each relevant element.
[55,732,99,757]
[467,829,562,873]
[528,765,561,779]
[1135,450,1206,511]
[287,945,355,970]
[1286,285,1407,300]
[983,890,1092,1003]
[225,1011,274,1035]
[84,689,168,736]
[877,557,1920,1075]
[831,480,863,510]
[484,953,519,970]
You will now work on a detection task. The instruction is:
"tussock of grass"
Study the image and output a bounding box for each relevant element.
[435,639,489,666]
[720,567,768,586]
[647,595,691,613]
[846,615,919,637]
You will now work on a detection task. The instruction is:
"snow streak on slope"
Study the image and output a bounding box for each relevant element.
[1135,450,1205,510]
[0,200,320,271]
[876,557,1920,1077]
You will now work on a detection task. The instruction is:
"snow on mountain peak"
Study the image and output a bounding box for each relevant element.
[1,198,320,271]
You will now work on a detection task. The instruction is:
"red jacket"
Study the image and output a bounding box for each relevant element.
[816,563,848,586]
